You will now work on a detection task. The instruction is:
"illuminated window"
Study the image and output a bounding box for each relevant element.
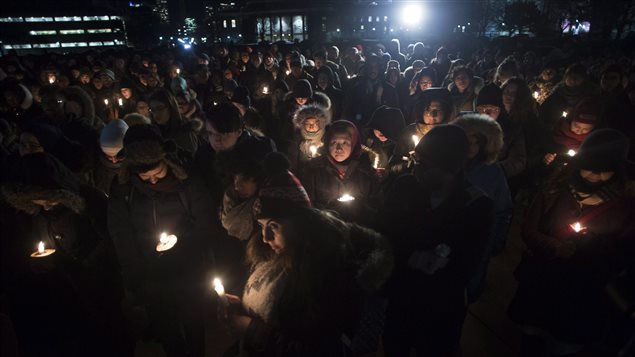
[60,29,85,34]
[102,41,115,45]
[54,16,82,22]
[87,28,112,33]
[231,19,236,28]
[83,16,109,21]
[61,42,88,47]
[8,44,33,49]
[384,16,388,22]
[30,30,57,35]
[89,42,103,46]
[223,20,227,28]
[376,16,380,22]
[0,17,24,22]
[368,16,372,23]
[110,16,121,20]
[33,43,61,48]
[360,25,364,30]
[98,16,110,21]
[25,17,54,22]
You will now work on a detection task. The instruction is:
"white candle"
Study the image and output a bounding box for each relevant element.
[156,232,178,252]
[31,240,56,258]
[262,86,269,94]
[567,149,576,157]
[373,156,379,169]
[337,193,355,202]
[38,241,45,254]
[309,145,318,158]
[118,98,124,107]
[562,111,568,118]
[412,135,420,148]
[213,277,229,307]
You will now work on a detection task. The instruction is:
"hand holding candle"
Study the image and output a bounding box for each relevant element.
[156,232,178,252]
[309,144,318,158]
[31,241,56,258]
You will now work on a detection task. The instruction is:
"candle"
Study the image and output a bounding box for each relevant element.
[567,149,576,157]
[285,70,291,75]
[176,68,180,75]
[213,101,218,106]
[412,135,420,148]
[309,145,318,158]
[262,86,269,94]
[31,240,56,258]
[118,98,124,107]
[337,193,355,202]
[532,91,539,99]
[213,277,229,307]
[155,232,178,252]
[562,111,568,118]
[104,99,109,106]
[347,75,351,79]
[570,222,585,233]
[373,156,379,169]
[48,76,55,84]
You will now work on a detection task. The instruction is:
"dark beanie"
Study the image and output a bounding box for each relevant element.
[369,105,405,141]
[575,128,630,172]
[231,86,251,107]
[415,124,468,175]
[570,97,602,125]
[253,152,312,219]
[476,83,503,108]
[293,79,313,98]
[122,124,170,173]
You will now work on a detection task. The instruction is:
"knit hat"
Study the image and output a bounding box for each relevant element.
[570,97,601,125]
[415,124,468,175]
[476,83,503,109]
[574,128,630,172]
[369,105,405,141]
[293,79,313,98]
[100,119,129,157]
[253,152,312,219]
[97,69,115,81]
[231,86,251,107]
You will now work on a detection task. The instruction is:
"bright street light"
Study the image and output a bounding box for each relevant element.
[401,3,424,26]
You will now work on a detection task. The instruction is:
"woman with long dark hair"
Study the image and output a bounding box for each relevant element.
[148,88,201,154]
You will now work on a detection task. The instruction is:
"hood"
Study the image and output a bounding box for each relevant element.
[1,152,85,214]
[347,224,393,293]
[292,104,332,130]
[323,120,363,160]
[368,105,406,141]
[18,83,33,110]
[63,86,97,128]
[452,113,503,165]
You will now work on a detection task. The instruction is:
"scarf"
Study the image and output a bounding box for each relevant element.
[221,189,258,241]
[242,260,288,324]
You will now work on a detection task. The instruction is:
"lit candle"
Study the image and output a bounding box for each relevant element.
[31,240,56,258]
[155,232,178,252]
[567,149,576,157]
[262,86,269,94]
[373,155,379,169]
[309,144,318,158]
[213,277,229,307]
[337,193,355,202]
[176,68,181,75]
[569,222,585,233]
[213,101,218,106]
[104,99,109,106]
[412,135,420,148]
[118,98,124,107]
[48,76,55,84]
[562,111,568,118]
[347,75,351,79]
[285,70,291,75]
[532,91,539,100]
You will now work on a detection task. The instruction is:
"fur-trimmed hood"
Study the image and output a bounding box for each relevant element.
[347,224,393,293]
[452,113,503,165]
[1,152,85,215]
[292,104,332,130]
[63,85,98,128]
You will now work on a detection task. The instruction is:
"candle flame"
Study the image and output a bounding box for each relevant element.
[48,77,55,84]
[176,68,180,74]
[285,70,291,75]
[373,156,379,169]
[160,232,169,244]
[262,86,269,94]
[38,241,45,254]
[570,222,583,233]
[104,99,109,106]
[412,135,420,148]
[567,149,576,157]
[309,145,317,157]
[533,91,539,99]
[338,193,355,202]
[213,277,225,296]
[118,98,124,106]
[562,111,568,117]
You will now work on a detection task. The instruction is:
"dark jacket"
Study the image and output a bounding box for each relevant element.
[497,114,527,178]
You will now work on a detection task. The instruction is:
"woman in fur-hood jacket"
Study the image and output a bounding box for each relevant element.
[287,104,331,174]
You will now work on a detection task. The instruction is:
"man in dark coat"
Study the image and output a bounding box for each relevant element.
[108,124,216,357]
[379,124,494,357]
[1,152,130,357]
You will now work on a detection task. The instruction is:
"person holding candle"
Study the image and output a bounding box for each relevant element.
[219,161,392,356]
[287,104,331,174]
[1,152,131,356]
[379,124,494,357]
[509,128,635,356]
[108,124,217,357]
[148,88,201,155]
[363,105,406,179]
[301,120,378,224]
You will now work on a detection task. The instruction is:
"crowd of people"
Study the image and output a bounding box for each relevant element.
[1,37,635,357]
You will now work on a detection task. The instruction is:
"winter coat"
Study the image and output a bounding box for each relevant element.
[301,154,378,225]
[497,114,527,178]
[509,173,635,344]
[539,81,600,130]
[287,105,331,174]
[238,215,392,357]
[449,76,484,114]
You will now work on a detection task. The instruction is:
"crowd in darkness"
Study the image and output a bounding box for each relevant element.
[1,37,635,357]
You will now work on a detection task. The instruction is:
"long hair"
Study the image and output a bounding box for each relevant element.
[502,77,537,124]
[149,88,186,133]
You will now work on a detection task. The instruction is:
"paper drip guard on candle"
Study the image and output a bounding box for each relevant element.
[31,241,56,258]
[338,193,355,202]
[156,232,178,252]
[213,277,229,307]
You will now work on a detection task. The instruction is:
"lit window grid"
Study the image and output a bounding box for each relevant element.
[1,15,118,23]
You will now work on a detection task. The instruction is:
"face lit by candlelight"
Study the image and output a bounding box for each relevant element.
[295,97,308,106]
[570,121,594,135]
[138,161,168,184]
[303,118,320,133]
[257,218,286,254]
[579,169,614,184]
[233,174,258,199]
[329,133,353,162]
